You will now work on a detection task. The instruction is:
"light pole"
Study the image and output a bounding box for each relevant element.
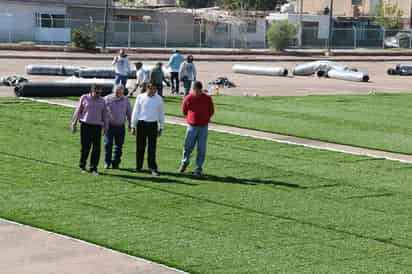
[327,0,334,54]
[102,0,109,50]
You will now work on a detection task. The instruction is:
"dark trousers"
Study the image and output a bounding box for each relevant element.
[136,121,158,171]
[115,74,129,95]
[183,80,192,96]
[80,122,102,171]
[104,124,125,168]
[154,84,163,97]
[170,72,179,93]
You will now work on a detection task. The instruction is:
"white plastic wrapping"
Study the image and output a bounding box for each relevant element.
[327,69,369,82]
[232,64,288,77]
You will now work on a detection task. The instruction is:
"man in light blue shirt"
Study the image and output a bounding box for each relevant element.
[167,49,184,95]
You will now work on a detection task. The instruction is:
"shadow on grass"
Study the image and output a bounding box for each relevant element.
[120,168,301,188]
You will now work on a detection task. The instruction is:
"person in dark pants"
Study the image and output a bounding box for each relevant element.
[131,84,164,176]
[104,85,132,169]
[167,49,184,94]
[149,62,165,97]
[71,85,108,175]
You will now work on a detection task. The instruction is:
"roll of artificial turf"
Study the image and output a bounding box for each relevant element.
[14,82,114,97]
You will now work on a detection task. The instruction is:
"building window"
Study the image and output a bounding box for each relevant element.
[247,21,257,33]
[35,13,66,28]
[215,23,228,33]
[114,16,153,32]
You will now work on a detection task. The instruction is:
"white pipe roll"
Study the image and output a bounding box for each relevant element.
[293,61,351,76]
[327,69,369,82]
[232,64,288,77]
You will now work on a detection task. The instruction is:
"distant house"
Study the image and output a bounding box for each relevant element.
[195,8,267,48]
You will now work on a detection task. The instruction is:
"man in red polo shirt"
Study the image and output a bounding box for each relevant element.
[179,81,215,177]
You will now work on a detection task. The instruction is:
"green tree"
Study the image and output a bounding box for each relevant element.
[221,0,286,11]
[117,0,144,7]
[267,20,297,51]
[373,1,404,29]
[178,0,214,8]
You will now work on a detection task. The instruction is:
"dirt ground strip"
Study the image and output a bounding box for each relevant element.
[1,58,412,97]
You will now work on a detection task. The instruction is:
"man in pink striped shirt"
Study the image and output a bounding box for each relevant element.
[71,85,109,175]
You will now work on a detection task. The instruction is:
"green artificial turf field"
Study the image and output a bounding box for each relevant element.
[164,93,412,155]
[2,98,412,273]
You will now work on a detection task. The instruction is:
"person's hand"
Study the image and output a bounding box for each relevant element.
[157,129,162,137]
[103,129,108,136]
[131,128,136,136]
[71,124,77,134]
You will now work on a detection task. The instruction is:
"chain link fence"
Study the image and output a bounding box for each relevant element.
[0,15,411,50]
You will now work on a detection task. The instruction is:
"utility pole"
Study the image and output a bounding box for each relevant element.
[102,0,110,51]
[299,0,303,47]
[327,0,334,54]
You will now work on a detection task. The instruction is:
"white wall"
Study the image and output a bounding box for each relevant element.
[0,1,67,42]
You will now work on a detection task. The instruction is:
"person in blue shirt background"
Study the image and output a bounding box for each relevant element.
[166,49,184,95]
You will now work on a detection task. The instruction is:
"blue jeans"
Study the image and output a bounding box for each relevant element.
[183,80,192,96]
[104,125,125,167]
[182,125,208,172]
[115,74,128,94]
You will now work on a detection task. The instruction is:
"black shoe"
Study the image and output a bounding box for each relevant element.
[179,163,188,173]
[192,170,202,177]
[136,167,142,173]
[112,165,119,170]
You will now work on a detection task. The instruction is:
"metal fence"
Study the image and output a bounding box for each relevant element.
[0,16,411,50]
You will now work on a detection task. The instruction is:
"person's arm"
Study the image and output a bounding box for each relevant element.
[71,96,85,131]
[112,56,118,66]
[158,98,165,133]
[126,98,132,130]
[209,96,215,118]
[193,64,197,81]
[182,96,189,116]
[102,102,109,135]
[179,63,185,80]
[134,70,142,90]
[131,96,140,129]
[167,55,173,68]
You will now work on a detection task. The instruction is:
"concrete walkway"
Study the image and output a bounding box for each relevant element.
[27,97,412,164]
[0,219,185,274]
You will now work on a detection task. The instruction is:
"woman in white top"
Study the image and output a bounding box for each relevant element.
[112,49,131,94]
[179,55,197,96]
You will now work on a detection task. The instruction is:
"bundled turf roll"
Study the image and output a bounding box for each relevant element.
[293,61,352,76]
[26,65,80,76]
[387,64,412,75]
[14,82,113,97]
[232,64,288,76]
[327,69,370,82]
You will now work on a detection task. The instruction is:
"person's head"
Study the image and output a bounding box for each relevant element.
[134,62,143,70]
[156,62,163,68]
[113,85,124,97]
[147,84,156,97]
[90,84,102,97]
[172,49,178,54]
[187,55,194,63]
[119,49,127,57]
[192,81,203,95]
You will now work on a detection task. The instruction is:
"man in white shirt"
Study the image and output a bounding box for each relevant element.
[131,84,165,176]
[130,62,149,97]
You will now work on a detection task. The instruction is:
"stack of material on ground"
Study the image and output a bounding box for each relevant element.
[26,65,171,79]
[1,76,28,87]
[232,64,288,77]
[15,81,113,97]
[387,64,412,75]
[293,61,369,82]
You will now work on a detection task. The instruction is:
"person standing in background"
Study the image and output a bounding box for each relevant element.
[130,62,150,97]
[104,85,132,169]
[71,85,109,175]
[179,81,214,177]
[150,62,165,97]
[167,49,184,95]
[131,84,165,176]
[179,55,197,96]
[112,49,131,95]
